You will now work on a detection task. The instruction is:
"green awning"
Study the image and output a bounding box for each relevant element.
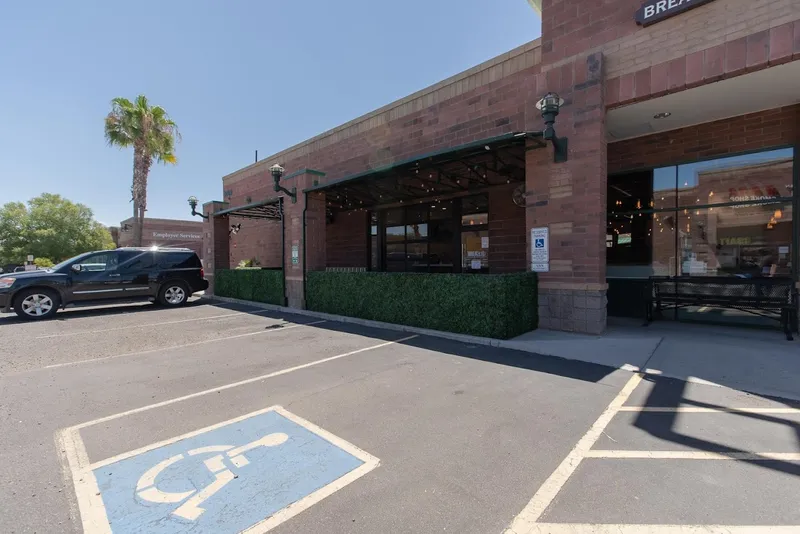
[304,131,542,210]
[213,197,282,220]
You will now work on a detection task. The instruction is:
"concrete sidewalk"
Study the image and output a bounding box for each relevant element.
[511,318,800,401]
[205,296,800,402]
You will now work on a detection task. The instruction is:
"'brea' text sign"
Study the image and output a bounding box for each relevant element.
[635,0,716,26]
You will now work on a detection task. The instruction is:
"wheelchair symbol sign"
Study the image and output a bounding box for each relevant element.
[534,238,545,248]
[90,407,379,534]
[136,432,289,521]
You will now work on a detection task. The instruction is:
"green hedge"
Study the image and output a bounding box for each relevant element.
[307,272,538,339]
[215,269,284,305]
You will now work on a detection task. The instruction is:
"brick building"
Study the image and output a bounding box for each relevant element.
[116,217,205,260]
[202,0,800,335]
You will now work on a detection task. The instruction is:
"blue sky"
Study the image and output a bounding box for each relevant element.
[0,1,540,225]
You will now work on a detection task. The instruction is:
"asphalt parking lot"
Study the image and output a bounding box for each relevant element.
[1,299,799,534]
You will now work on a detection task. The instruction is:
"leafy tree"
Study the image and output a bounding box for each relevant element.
[104,95,180,247]
[33,258,55,268]
[0,193,115,264]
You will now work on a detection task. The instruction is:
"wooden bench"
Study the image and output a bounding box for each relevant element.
[644,276,797,341]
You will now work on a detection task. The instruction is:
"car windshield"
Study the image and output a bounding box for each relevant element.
[50,252,94,272]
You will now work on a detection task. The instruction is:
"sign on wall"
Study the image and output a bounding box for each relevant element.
[531,227,549,273]
[291,245,299,265]
[635,0,717,26]
[152,231,203,241]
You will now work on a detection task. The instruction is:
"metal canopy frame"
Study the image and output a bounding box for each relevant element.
[213,198,283,220]
[305,132,544,211]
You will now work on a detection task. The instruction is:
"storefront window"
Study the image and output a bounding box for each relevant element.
[677,201,793,277]
[607,147,795,280]
[371,195,488,273]
[370,212,378,271]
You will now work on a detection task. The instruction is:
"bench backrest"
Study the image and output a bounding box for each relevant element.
[650,277,794,303]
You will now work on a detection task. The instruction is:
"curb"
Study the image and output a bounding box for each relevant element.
[201,296,800,402]
[202,295,525,350]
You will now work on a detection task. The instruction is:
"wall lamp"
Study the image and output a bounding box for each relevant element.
[536,92,569,163]
[187,196,209,219]
[229,223,242,236]
[270,164,297,203]
[120,223,131,232]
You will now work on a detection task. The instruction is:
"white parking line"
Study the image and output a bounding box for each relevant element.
[34,309,276,339]
[618,406,800,414]
[585,450,800,460]
[505,372,800,534]
[504,373,644,533]
[522,525,800,533]
[42,320,327,370]
[57,334,416,532]
[69,333,418,432]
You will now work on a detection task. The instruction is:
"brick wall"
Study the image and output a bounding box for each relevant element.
[608,105,799,173]
[541,0,798,79]
[488,183,527,273]
[603,0,798,79]
[222,41,543,214]
[229,219,282,268]
[326,210,369,269]
[118,217,205,259]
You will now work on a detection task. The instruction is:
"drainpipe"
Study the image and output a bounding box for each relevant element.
[302,191,308,309]
[280,197,287,306]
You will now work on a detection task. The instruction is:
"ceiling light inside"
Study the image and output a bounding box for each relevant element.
[653,112,672,119]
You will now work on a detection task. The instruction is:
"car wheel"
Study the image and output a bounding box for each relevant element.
[14,288,60,320]
[159,282,189,307]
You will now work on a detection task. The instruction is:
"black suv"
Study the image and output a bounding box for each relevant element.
[0,248,209,320]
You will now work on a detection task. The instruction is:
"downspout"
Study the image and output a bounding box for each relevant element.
[302,191,308,310]
[280,197,287,306]
[792,140,799,332]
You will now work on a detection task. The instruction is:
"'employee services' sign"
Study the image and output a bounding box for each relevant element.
[635,0,716,26]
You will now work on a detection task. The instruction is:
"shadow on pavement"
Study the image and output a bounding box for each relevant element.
[203,302,622,386]
[634,374,800,478]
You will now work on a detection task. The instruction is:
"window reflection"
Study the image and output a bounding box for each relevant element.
[677,148,794,208]
[678,201,792,277]
[606,147,795,280]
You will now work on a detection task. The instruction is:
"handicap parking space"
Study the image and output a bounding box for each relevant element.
[48,318,633,534]
[9,300,800,533]
[82,407,377,534]
[507,373,800,534]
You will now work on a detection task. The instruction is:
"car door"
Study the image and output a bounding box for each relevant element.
[116,250,156,298]
[69,251,125,302]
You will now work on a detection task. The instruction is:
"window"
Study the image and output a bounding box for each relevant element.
[76,253,118,272]
[460,195,489,272]
[370,212,379,271]
[607,148,795,279]
[158,252,200,269]
[118,251,155,272]
[373,195,488,273]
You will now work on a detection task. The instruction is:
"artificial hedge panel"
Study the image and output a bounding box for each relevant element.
[306,271,538,339]
[214,269,284,305]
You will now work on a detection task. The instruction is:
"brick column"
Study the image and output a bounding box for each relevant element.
[281,170,327,309]
[202,201,230,295]
[526,52,608,334]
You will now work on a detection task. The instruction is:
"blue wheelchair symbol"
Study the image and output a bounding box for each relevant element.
[93,408,375,534]
[534,238,545,249]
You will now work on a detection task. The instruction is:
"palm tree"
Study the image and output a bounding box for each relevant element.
[104,95,180,247]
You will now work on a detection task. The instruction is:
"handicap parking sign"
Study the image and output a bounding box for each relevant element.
[91,407,379,533]
[534,238,545,249]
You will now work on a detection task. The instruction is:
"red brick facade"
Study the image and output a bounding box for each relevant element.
[117,217,204,259]
[609,105,800,173]
[210,0,800,334]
